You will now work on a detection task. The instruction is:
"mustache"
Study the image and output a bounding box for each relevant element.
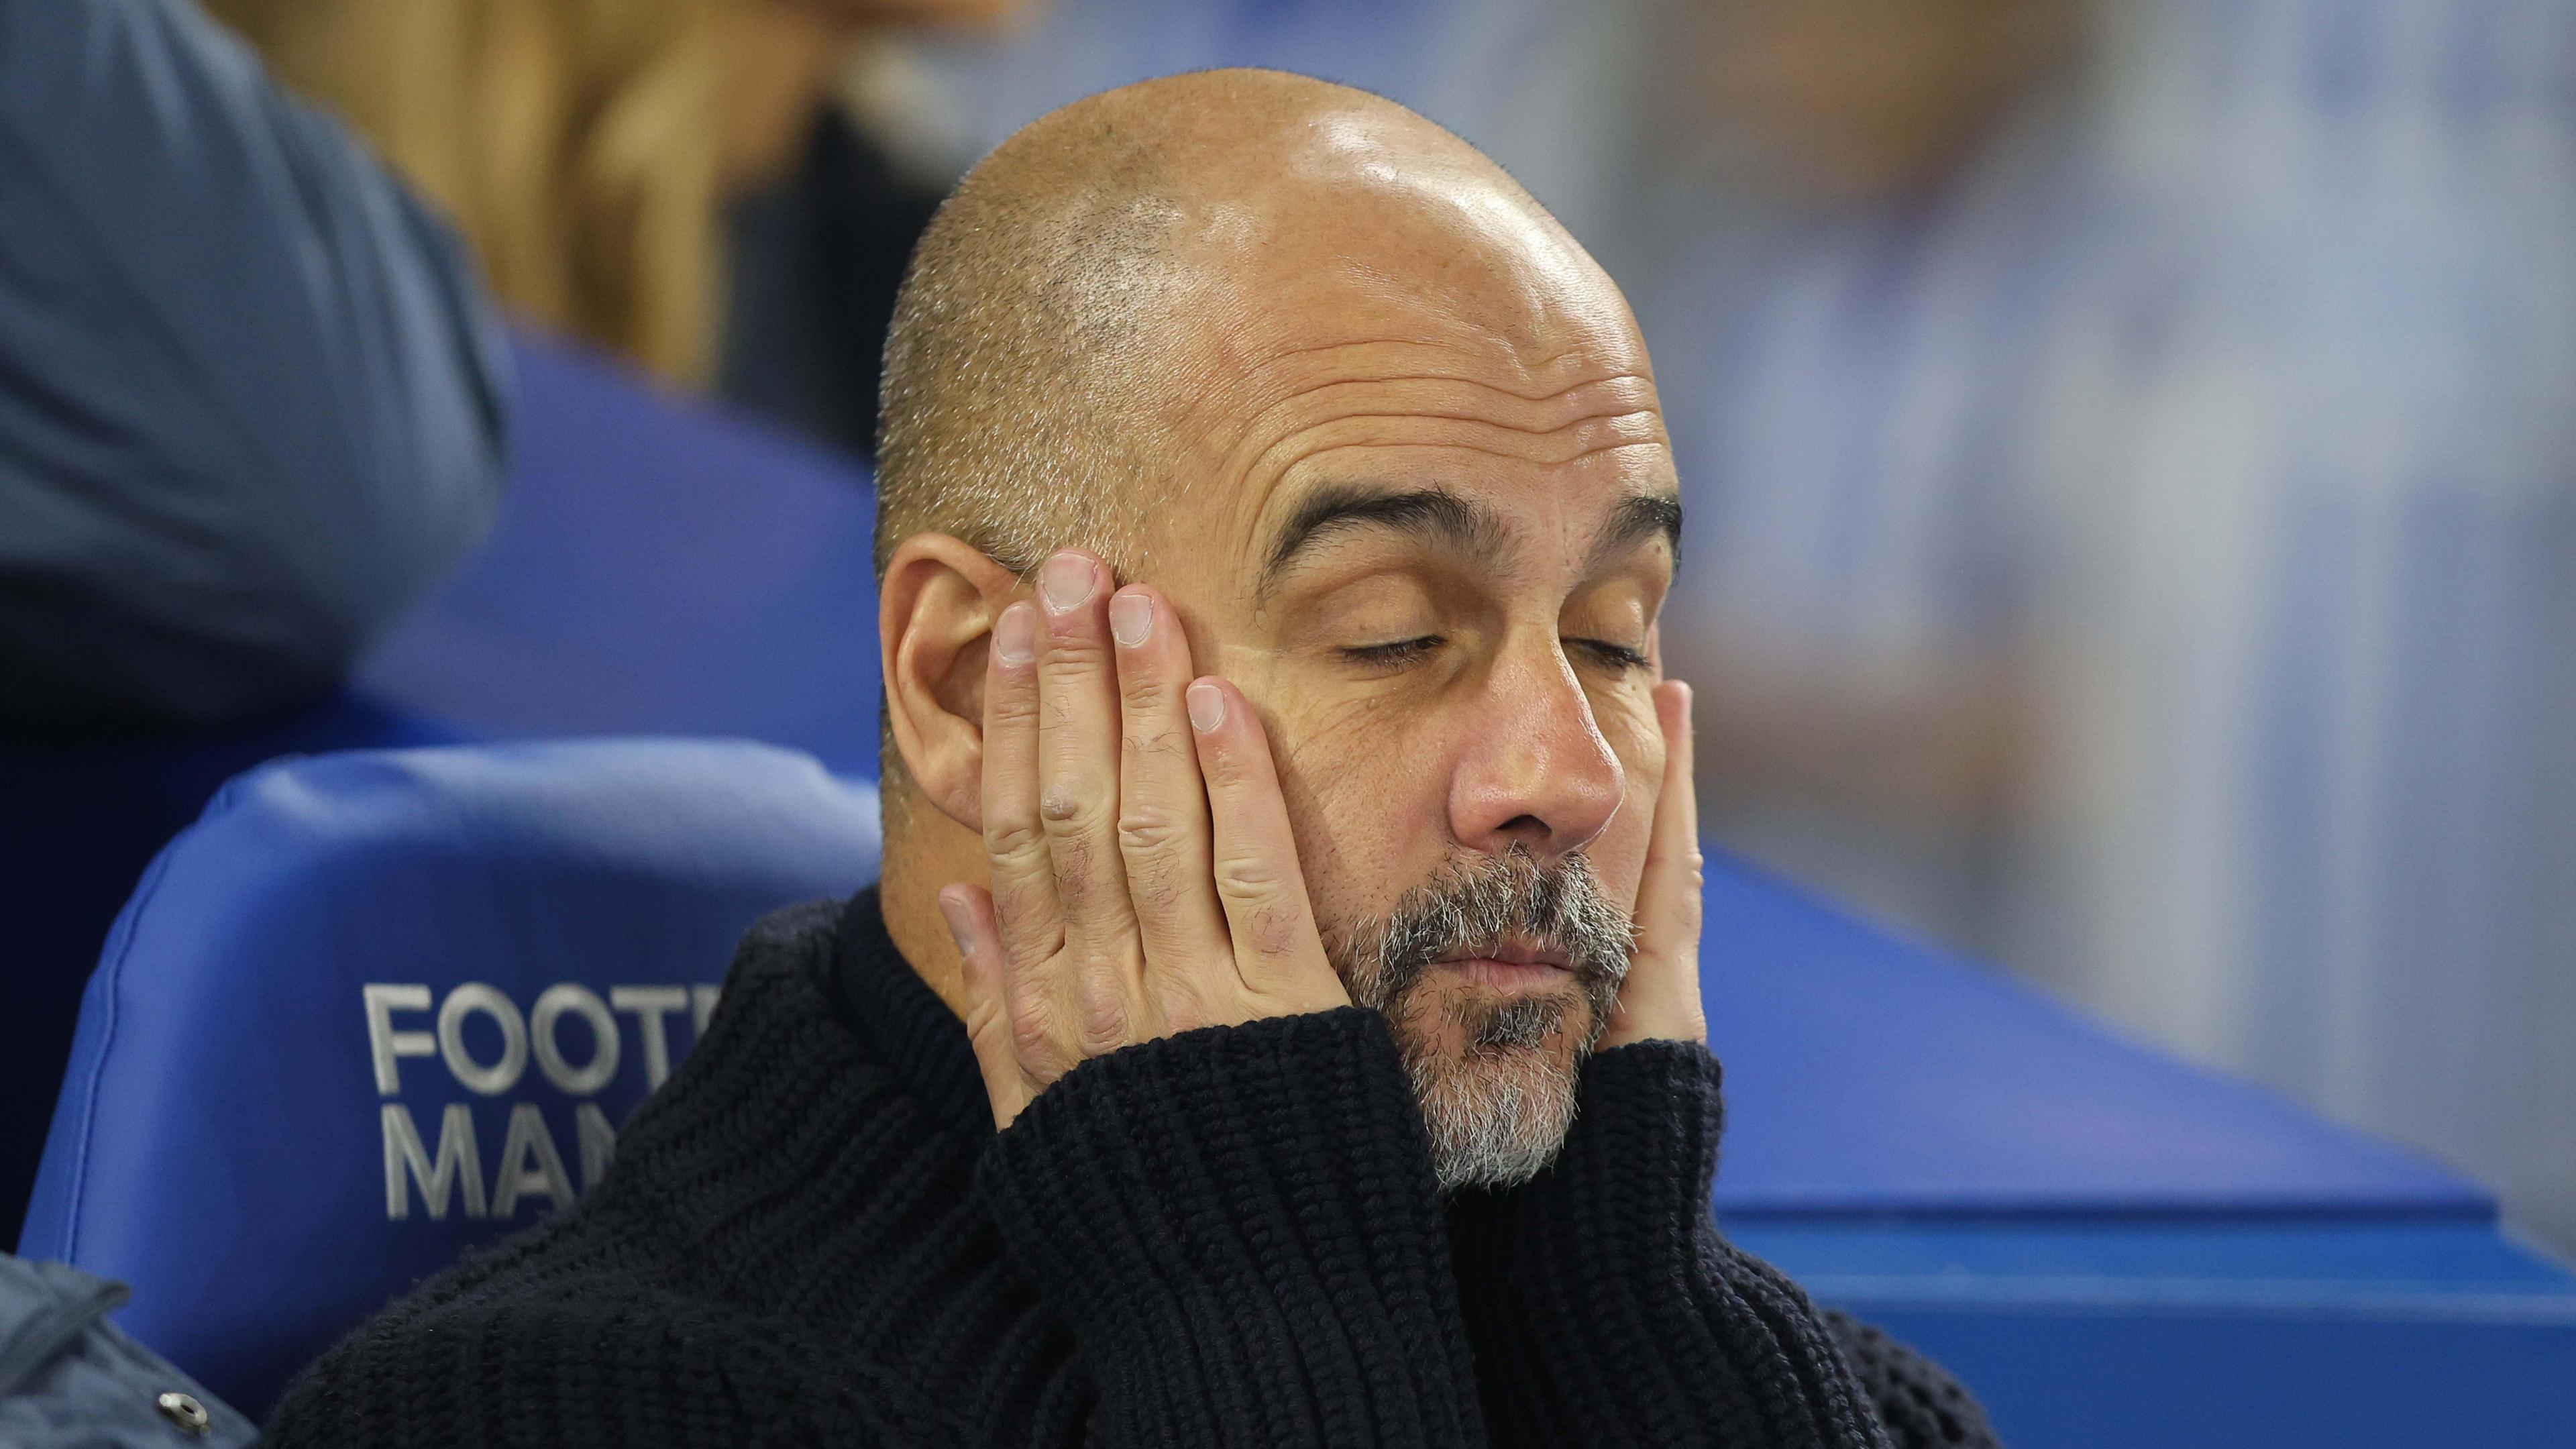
[1333,847,1635,1020]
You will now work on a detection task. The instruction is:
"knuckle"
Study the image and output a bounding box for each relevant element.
[963,995,1010,1050]
[983,818,1049,868]
[1007,996,1059,1065]
[986,685,1042,726]
[1116,802,1190,857]
[1040,631,1112,676]
[1038,777,1116,834]
[1212,853,1291,901]
[1119,674,1174,713]
[1073,977,1130,1057]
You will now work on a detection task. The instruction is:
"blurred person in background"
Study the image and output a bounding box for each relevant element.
[206,0,1034,461]
[1628,0,2576,1255]
[2012,0,2576,1255]
[1619,0,2085,954]
[0,0,513,1246]
[0,0,511,733]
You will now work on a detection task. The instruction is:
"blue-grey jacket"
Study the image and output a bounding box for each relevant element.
[0,0,512,730]
[0,1254,255,1448]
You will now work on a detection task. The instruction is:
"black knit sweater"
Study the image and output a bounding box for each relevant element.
[264,890,1996,1448]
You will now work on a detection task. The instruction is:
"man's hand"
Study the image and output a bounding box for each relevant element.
[938,549,1352,1129]
[1600,680,1708,1048]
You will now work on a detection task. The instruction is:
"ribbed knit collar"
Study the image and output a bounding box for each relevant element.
[833,885,995,1138]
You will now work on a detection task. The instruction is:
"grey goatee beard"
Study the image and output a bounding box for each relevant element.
[1329,847,1634,1192]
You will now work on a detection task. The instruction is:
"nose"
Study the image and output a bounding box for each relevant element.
[1447,637,1625,861]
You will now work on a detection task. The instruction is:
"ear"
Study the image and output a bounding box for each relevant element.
[880,533,1022,832]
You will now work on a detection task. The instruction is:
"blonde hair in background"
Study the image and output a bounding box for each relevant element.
[207,0,729,384]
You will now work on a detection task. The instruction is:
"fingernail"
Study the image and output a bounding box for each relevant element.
[1040,553,1095,613]
[995,603,1037,665]
[1187,680,1226,733]
[937,891,976,959]
[1110,591,1154,648]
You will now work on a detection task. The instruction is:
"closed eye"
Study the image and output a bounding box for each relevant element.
[1572,639,1650,671]
[1341,635,1444,668]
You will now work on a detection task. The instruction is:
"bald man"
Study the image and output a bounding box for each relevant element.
[266,71,1997,1449]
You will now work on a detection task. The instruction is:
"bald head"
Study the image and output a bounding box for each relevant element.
[873,68,1630,580]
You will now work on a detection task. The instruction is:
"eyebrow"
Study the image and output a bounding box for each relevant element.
[1593,492,1684,569]
[1261,484,1512,584]
[1259,483,1684,590]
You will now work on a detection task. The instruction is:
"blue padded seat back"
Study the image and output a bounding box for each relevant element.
[7,329,875,1245]
[0,694,460,1251]
[18,739,880,1419]
[1697,856,2487,1218]
[356,333,882,774]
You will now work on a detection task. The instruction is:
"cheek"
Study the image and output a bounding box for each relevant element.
[1591,795,1654,913]
[1589,692,1666,908]
[1236,662,1457,932]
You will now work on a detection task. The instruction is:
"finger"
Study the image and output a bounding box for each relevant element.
[1034,552,1141,979]
[1186,678,1348,1015]
[981,601,1063,973]
[1607,679,1707,1046]
[940,885,1039,1128]
[1035,551,1147,1060]
[1109,588,1232,1015]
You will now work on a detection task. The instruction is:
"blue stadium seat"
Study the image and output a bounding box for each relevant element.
[1699,859,2576,1448]
[1699,857,2485,1216]
[356,331,881,773]
[2,328,879,1247]
[0,694,461,1249]
[17,739,880,1419]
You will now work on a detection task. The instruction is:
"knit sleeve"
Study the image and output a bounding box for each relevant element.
[1446,1042,1998,1449]
[260,1274,967,1449]
[977,1007,1489,1449]
[1823,1309,2002,1449]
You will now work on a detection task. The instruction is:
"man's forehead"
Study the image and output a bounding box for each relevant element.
[1167,176,1642,378]
[1122,291,1662,574]
[1105,111,1668,581]
[1176,186,1652,413]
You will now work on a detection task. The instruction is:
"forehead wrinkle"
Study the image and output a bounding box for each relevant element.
[1234,376,1662,442]
[1209,368,1668,579]
[1240,433,1675,604]
[1212,366,1662,488]
[1221,428,1674,574]
[1238,412,1669,500]
[1234,395,1667,485]
[1238,337,1656,406]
